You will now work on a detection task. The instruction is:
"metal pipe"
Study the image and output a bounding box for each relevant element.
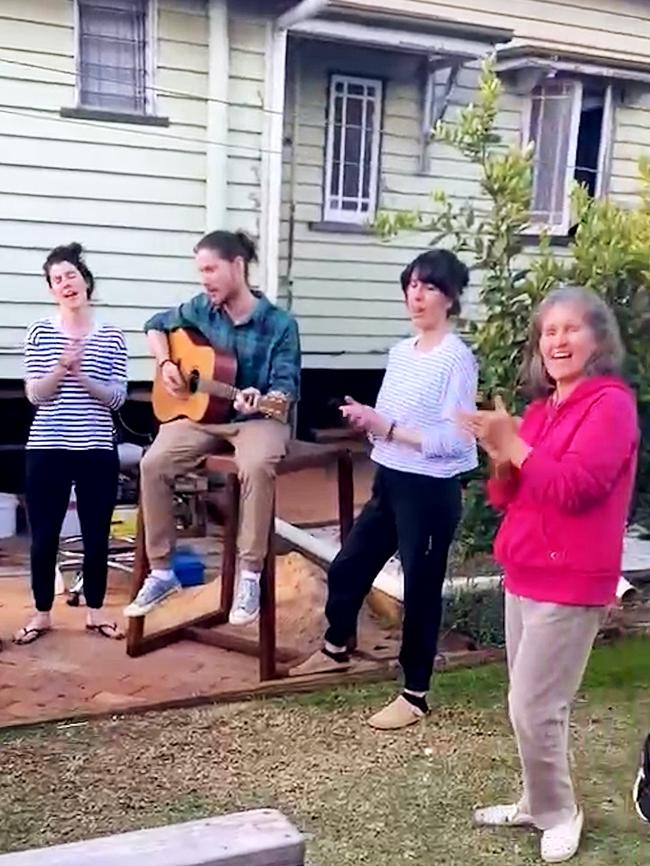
[617,575,637,601]
[275,518,335,569]
[259,24,288,303]
[285,44,302,296]
[260,0,328,301]
[206,0,229,228]
[274,518,503,599]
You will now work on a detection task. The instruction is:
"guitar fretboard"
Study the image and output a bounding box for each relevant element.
[198,379,239,401]
[193,376,287,422]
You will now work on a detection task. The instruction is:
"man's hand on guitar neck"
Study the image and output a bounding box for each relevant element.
[234,387,261,416]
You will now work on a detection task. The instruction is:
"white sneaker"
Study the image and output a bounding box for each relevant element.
[541,808,583,863]
[473,803,533,827]
[229,574,260,626]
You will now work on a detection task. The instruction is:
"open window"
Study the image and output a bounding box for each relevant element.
[525,78,614,234]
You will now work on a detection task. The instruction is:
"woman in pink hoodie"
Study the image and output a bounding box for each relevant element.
[460,286,638,864]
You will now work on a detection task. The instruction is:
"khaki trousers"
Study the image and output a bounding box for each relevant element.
[140,418,289,572]
[505,591,605,830]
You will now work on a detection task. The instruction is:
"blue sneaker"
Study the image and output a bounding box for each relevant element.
[124,572,181,617]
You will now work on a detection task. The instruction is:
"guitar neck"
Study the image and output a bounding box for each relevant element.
[194,376,288,423]
[198,379,239,402]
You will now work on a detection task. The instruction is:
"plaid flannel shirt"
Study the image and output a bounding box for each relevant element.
[144,291,301,422]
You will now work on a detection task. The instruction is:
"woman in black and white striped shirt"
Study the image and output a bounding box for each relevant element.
[292,249,478,729]
[14,243,128,645]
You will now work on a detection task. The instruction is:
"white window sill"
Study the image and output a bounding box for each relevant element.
[518,232,572,247]
[309,220,375,235]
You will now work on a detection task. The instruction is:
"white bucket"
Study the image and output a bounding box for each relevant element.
[118,442,143,471]
[0,493,18,539]
[60,487,80,538]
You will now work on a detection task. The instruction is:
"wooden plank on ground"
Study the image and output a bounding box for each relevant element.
[0,810,305,866]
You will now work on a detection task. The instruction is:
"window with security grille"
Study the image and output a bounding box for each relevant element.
[323,74,383,224]
[77,0,151,114]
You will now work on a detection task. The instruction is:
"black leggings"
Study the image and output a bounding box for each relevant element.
[25,449,119,612]
[325,465,462,692]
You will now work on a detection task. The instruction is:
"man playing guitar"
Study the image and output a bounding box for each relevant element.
[125,230,300,625]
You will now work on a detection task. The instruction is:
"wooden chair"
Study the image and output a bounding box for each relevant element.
[126,441,354,681]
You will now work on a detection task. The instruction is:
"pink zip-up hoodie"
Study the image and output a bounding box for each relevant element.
[488,376,639,606]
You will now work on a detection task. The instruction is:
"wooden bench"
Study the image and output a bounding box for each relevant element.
[126,440,354,681]
[0,809,305,865]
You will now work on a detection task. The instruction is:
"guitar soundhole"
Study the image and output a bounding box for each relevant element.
[188,369,200,394]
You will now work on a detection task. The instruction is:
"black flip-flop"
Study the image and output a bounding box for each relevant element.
[86,622,124,640]
[13,626,50,645]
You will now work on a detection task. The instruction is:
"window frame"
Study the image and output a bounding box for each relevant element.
[73,0,158,117]
[595,83,615,199]
[522,75,615,236]
[323,73,383,225]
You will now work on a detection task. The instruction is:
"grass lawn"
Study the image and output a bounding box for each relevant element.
[1,637,649,865]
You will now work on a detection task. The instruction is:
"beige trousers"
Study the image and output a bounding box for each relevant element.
[506,591,605,830]
[140,418,289,572]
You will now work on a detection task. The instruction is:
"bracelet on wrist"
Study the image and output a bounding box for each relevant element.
[385,421,396,442]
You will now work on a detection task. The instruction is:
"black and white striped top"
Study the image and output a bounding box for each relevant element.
[371,332,478,478]
[24,318,128,450]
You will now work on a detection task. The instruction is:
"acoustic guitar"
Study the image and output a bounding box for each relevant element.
[152,328,289,424]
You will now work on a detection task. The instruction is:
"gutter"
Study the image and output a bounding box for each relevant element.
[259,1,330,302]
[277,0,331,31]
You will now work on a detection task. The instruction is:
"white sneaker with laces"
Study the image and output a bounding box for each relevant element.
[229,572,260,626]
[473,803,533,827]
[123,571,181,617]
[540,808,583,863]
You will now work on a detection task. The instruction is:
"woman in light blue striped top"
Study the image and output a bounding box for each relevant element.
[14,243,128,646]
[293,249,478,730]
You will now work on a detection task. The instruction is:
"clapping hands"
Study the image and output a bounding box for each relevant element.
[58,340,84,375]
[458,396,522,464]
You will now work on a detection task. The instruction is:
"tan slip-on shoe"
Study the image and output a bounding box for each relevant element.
[289,649,351,677]
[367,695,425,730]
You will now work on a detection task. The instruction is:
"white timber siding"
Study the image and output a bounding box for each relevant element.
[611,87,650,206]
[0,0,212,381]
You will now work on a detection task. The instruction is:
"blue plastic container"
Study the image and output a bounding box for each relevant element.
[172,547,205,588]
